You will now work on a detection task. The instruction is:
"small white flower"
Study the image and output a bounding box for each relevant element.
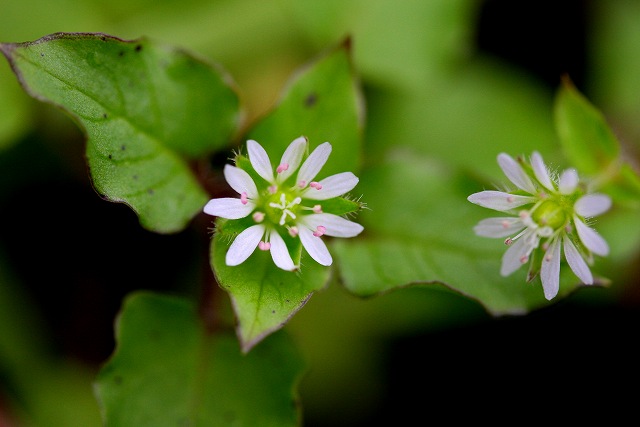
[468,151,611,300]
[204,136,364,271]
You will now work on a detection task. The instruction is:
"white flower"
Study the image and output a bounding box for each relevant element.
[204,136,364,271]
[468,151,611,300]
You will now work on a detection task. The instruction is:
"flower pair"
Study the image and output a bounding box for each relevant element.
[468,151,611,300]
[204,136,364,271]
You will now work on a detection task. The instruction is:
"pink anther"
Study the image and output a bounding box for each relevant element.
[298,180,307,188]
[252,212,265,223]
[268,185,277,194]
[504,238,513,246]
[506,195,514,203]
[276,163,289,174]
[310,181,322,190]
[313,225,326,237]
[241,192,248,205]
[519,255,528,264]
[258,241,271,251]
[288,226,299,237]
[312,204,322,214]
[501,220,510,229]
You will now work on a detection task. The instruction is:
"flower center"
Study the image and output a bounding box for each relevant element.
[267,192,302,226]
[531,199,568,230]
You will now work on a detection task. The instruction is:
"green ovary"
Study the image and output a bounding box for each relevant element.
[531,199,569,230]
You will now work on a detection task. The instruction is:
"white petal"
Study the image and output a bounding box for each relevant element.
[268,229,296,271]
[574,194,612,217]
[467,191,536,211]
[473,217,524,238]
[563,235,593,284]
[531,151,554,191]
[224,165,258,198]
[302,172,358,200]
[574,216,609,256]
[297,142,332,185]
[203,198,255,219]
[497,153,536,194]
[558,168,578,194]
[300,213,364,238]
[540,237,561,300]
[247,139,274,183]
[500,236,530,276]
[226,224,265,266]
[299,226,332,266]
[277,136,307,182]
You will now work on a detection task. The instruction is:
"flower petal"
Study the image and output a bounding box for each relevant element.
[301,172,359,200]
[531,151,554,191]
[574,194,612,217]
[268,229,296,271]
[247,139,274,183]
[563,235,593,284]
[226,224,265,266]
[467,191,536,211]
[299,226,332,266]
[540,237,561,300]
[297,142,332,185]
[558,168,578,194]
[500,236,530,276]
[574,216,609,256]
[497,153,536,194]
[473,217,524,238]
[300,213,364,237]
[203,198,255,219]
[224,164,258,198]
[277,136,307,182]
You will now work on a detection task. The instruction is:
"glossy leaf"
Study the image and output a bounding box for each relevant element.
[95,291,305,427]
[554,79,620,175]
[247,38,364,179]
[212,225,330,353]
[0,32,241,233]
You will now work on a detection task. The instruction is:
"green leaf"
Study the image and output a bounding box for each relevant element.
[554,79,620,175]
[212,226,330,352]
[0,32,241,233]
[247,38,364,178]
[333,151,603,315]
[95,291,305,427]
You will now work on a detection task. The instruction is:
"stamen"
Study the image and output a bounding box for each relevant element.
[519,255,528,264]
[276,163,289,174]
[298,180,307,188]
[313,204,322,214]
[288,226,299,237]
[310,181,322,190]
[268,185,277,194]
[544,253,552,262]
[258,241,271,251]
[313,225,326,237]
[506,195,514,203]
[501,220,510,229]
[240,192,248,205]
[252,212,265,223]
[504,238,513,246]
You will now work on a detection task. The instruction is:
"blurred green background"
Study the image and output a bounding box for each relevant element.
[1,0,639,426]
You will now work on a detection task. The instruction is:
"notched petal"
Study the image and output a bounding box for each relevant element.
[226,224,265,266]
[473,217,524,238]
[574,194,612,217]
[297,142,332,184]
[467,191,536,211]
[574,216,609,256]
[203,198,254,219]
[563,236,593,284]
[302,172,359,200]
[224,164,259,198]
[497,153,536,194]
[247,139,274,183]
[299,226,332,266]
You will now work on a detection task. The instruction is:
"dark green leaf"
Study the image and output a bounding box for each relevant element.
[212,227,330,352]
[95,291,305,427]
[1,32,241,233]
[247,38,364,178]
